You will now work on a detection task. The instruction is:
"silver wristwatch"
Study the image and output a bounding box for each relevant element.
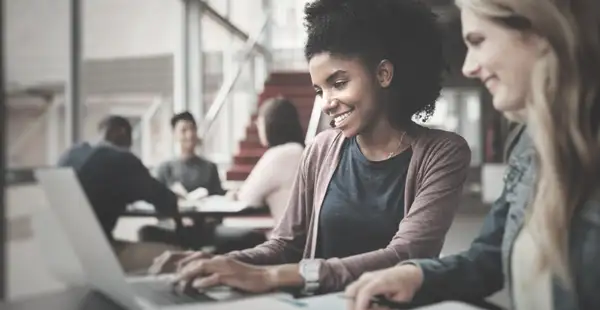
[299,259,321,294]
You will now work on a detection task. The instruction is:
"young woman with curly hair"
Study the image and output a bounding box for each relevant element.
[153,0,471,295]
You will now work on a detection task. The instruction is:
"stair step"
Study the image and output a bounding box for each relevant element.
[243,134,261,143]
[226,165,255,181]
[240,140,263,148]
[238,148,268,156]
[250,108,314,121]
[266,72,311,85]
[263,84,313,93]
[259,92,315,103]
[258,97,316,109]
[234,156,260,165]
[226,72,314,182]
[245,124,309,136]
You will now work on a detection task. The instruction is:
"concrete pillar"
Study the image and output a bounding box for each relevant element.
[0,0,6,300]
[66,0,84,146]
[261,0,273,72]
[174,0,205,123]
[45,97,61,165]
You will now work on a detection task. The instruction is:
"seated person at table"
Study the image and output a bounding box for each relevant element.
[58,115,182,272]
[151,0,471,295]
[155,111,225,196]
[139,111,255,250]
[228,97,305,224]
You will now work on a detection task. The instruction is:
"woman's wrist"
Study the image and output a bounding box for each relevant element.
[402,264,424,293]
[264,264,305,289]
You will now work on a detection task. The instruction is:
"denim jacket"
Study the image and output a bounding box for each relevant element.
[410,126,600,310]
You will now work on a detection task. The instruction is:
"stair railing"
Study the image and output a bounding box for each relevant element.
[200,12,271,138]
[8,101,55,164]
[304,96,322,145]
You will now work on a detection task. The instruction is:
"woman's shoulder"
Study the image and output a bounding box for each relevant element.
[309,128,343,147]
[294,129,345,171]
[304,129,344,157]
[262,142,305,162]
[267,142,305,155]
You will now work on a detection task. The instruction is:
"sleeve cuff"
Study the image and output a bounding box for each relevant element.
[398,258,439,302]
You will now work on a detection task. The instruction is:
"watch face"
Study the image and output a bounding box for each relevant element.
[301,260,320,281]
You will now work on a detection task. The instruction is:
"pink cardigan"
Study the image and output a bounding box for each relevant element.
[237,142,304,223]
[227,126,471,292]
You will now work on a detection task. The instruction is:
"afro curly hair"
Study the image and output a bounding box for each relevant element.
[304,0,446,124]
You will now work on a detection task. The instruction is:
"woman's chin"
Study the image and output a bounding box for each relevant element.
[338,126,360,138]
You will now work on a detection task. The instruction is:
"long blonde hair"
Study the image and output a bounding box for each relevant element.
[456,0,600,286]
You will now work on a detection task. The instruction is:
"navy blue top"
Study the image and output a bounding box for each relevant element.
[317,137,412,259]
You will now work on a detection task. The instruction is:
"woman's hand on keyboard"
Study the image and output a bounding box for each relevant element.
[148,251,213,275]
[173,256,276,294]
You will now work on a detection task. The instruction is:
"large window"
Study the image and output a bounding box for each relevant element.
[415,88,483,166]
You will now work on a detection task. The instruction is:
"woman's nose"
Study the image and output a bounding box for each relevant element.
[462,50,481,78]
[321,96,339,115]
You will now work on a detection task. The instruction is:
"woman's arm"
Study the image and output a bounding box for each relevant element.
[219,137,472,293]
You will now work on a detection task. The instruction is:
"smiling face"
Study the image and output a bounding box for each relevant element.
[461,8,541,114]
[173,119,198,153]
[309,53,388,138]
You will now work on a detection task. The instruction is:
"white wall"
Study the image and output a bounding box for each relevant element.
[4,0,305,168]
[5,0,182,85]
[4,0,69,85]
[4,0,279,87]
[84,0,182,59]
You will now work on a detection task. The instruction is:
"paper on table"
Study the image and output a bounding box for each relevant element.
[187,187,209,201]
[170,183,209,201]
[221,217,275,230]
[128,201,154,212]
[179,195,250,213]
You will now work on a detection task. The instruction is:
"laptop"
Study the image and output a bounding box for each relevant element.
[33,168,289,310]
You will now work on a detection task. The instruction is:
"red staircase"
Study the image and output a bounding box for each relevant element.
[226,72,315,181]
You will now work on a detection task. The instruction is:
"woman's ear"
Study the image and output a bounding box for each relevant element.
[376,59,394,88]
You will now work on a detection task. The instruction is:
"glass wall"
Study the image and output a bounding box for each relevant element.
[415,88,483,167]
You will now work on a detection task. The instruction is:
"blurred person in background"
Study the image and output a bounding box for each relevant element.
[228,97,305,224]
[345,1,600,309]
[58,115,182,272]
[139,111,224,247]
[155,111,225,196]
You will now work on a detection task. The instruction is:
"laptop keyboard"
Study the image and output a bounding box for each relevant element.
[131,277,251,306]
[131,279,216,306]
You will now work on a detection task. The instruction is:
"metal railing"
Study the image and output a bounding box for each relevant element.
[200,12,271,138]
[138,98,165,163]
[8,102,55,162]
[304,96,322,145]
[199,0,270,57]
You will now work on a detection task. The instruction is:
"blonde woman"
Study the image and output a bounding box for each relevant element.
[345,0,600,309]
